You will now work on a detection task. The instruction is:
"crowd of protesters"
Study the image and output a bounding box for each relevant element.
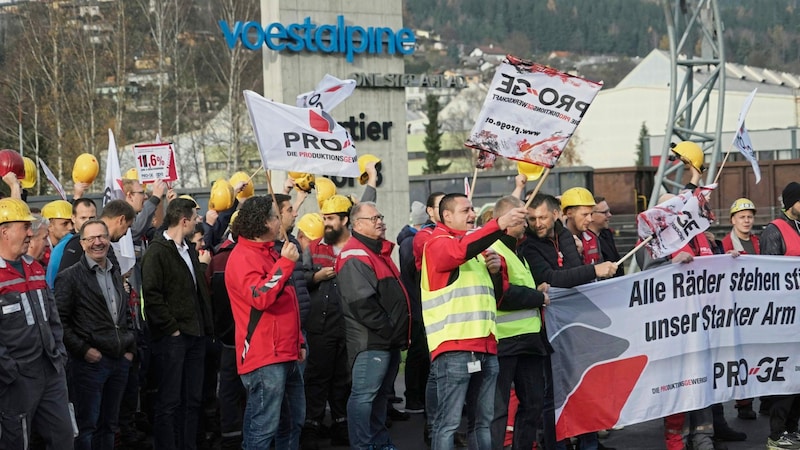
[0,143,799,450]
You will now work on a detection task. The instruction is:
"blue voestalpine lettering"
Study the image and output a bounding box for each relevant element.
[219,15,415,63]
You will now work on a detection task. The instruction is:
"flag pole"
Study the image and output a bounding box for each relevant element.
[248,165,264,183]
[467,167,479,201]
[712,143,734,185]
[616,235,653,265]
[265,169,289,242]
[523,168,551,209]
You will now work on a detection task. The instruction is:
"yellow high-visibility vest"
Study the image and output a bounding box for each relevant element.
[490,241,541,339]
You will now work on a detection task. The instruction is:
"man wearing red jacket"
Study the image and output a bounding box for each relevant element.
[336,201,411,450]
[225,196,306,450]
[422,193,527,450]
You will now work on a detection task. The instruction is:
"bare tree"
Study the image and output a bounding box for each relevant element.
[203,0,261,173]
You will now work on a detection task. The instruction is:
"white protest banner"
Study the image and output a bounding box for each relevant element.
[465,55,602,168]
[133,143,178,184]
[244,90,360,178]
[637,185,716,259]
[296,74,357,111]
[38,158,66,200]
[545,255,800,440]
[103,129,136,274]
[732,89,760,184]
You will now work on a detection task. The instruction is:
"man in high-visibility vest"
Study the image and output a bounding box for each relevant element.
[421,192,526,450]
[488,196,551,450]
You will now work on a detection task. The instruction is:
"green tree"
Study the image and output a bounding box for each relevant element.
[636,122,649,166]
[423,94,450,174]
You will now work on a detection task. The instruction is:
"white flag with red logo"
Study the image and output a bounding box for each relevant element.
[475,150,497,169]
[296,74,356,112]
[466,55,602,168]
[732,89,760,184]
[244,90,359,178]
[103,129,136,274]
[637,185,717,259]
[38,158,66,200]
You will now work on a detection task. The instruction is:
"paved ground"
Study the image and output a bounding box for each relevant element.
[317,396,772,449]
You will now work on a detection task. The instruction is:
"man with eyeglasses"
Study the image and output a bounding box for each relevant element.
[587,196,624,278]
[55,219,136,449]
[142,198,213,450]
[336,202,410,450]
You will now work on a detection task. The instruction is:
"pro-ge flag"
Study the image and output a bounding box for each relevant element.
[732,89,760,184]
[466,55,602,168]
[244,90,359,178]
[103,129,136,275]
[637,185,716,259]
[296,74,356,111]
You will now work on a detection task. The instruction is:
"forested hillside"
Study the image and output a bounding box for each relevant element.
[404,0,800,72]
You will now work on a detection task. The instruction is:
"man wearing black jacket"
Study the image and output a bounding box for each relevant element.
[56,219,136,450]
[520,193,617,450]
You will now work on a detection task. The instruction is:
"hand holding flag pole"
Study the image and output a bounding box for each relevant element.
[523,168,551,209]
[616,235,654,265]
[264,169,289,243]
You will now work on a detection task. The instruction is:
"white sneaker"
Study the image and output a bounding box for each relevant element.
[766,432,800,450]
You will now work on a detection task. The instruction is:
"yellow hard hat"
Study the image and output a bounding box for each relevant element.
[296,213,324,240]
[670,141,705,173]
[293,173,316,193]
[178,194,200,209]
[315,177,336,208]
[21,157,37,189]
[229,210,240,226]
[560,187,595,210]
[320,194,353,215]
[229,171,254,201]
[72,153,100,184]
[730,198,756,216]
[208,179,235,212]
[42,200,73,220]
[288,171,306,179]
[517,161,545,181]
[357,154,381,185]
[123,168,138,180]
[0,198,36,224]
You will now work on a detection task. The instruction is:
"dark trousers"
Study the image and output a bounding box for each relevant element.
[218,344,245,449]
[71,355,130,450]
[119,328,148,443]
[303,329,349,427]
[0,355,74,450]
[404,319,430,406]
[542,354,557,450]
[491,354,546,450]
[768,394,800,439]
[151,333,205,450]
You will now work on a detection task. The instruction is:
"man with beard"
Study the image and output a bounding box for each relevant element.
[521,193,617,450]
[759,182,800,450]
[588,196,625,277]
[301,194,355,449]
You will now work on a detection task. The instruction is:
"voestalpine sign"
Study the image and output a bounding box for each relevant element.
[219,16,415,63]
[349,72,467,89]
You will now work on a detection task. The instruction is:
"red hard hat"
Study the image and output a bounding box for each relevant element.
[0,150,25,179]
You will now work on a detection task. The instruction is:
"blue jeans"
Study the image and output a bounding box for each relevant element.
[72,355,130,450]
[431,351,498,450]
[239,361,305,450]
[347,349,401,450]
[151,333,205,450]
